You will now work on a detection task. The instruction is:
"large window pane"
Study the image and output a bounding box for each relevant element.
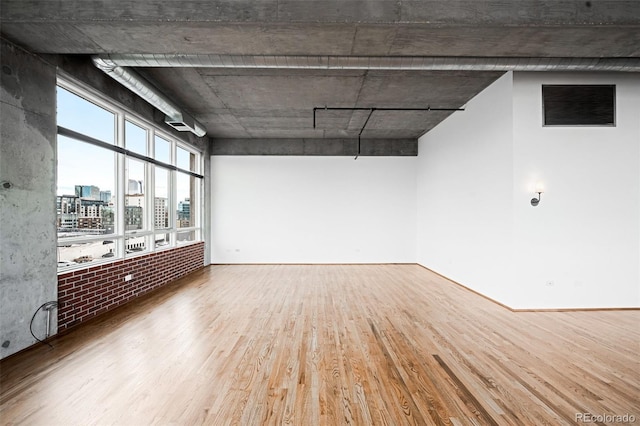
[154,167,170,229]
[57,87,115,144]
[57,239,116,267]
[155,232,171,248]
[176,172,193,228]
[176,146,195,171]
[177,230,196,244]
[125,158,145,231]
[57,136,116,239]
[155,135,171,163]
[125,120,147,155]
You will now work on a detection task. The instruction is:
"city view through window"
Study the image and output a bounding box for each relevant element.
[56,81,202,270]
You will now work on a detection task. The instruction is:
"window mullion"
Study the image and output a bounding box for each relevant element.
[147,162,155,250]
[169,168,176,247]
[115,112,126,258]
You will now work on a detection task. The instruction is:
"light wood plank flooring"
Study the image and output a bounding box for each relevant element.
[1,264,639,425]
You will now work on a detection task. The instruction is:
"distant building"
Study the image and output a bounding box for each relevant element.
[125,206,143,230]
[57,194,113,233]
[100,190,112,203]
[125,195,144,230]
[155,197,168,228]
[75,185,100,200]
[78,217,102,229]
[128,179,143,194]
[79,199,105,218]
[57,195,80,230]
[126,195,144,207]
[177,198,190,227]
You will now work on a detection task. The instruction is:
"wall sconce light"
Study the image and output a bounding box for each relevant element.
[531,182,544,206]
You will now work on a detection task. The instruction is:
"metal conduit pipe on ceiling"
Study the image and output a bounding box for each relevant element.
[94,54,640,72]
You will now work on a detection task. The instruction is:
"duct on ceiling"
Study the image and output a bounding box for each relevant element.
[95,54,640,72]
[92,57,207,137]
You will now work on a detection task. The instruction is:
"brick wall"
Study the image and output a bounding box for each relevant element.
[57,242,204,331]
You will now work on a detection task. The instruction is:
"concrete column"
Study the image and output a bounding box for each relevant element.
[0,39,58,359]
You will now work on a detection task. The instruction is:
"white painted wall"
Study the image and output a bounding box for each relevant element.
[417,71,640,309]
[211,156,417,263]
[416,72,516,304]
[211,73,639,308]
[511,72,640,308]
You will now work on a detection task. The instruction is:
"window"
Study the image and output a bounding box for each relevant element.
[155,136,171,164]
[176,146,192,171]
[543,85,616,126]
[57,86,115,143]
[125,120,148,156]
[56,78,203,271]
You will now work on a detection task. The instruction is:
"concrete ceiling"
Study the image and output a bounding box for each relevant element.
[2,0,639,148]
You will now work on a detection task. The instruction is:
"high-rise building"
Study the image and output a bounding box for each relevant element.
[128,179,143,195]
[56,195,80,230]
[79,199,104,218]
[154,197,168,228]
[125,195,144,230]
[74,185,100,200]
[177,198,191,227]
[177,198,190,217]
[124,206,143,231]
[125,195,144,207]
[100,190,112,203]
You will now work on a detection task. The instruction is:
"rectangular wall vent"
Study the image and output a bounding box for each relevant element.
[543,85,615,126]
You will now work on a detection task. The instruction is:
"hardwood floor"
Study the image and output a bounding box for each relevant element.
[1,264,638,425]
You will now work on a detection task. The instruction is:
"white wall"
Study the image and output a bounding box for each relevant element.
[417,71,640,309]
[416,72,517,304]
[211,72,639,308]
[511,72,640,308]
[211,156,417,263]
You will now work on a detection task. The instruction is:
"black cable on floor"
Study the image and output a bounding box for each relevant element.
[29,302,56,349]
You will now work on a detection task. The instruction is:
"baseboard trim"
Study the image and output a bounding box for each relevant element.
[209,262,417,266]
[416,264,639,312]
[416,264,517,311]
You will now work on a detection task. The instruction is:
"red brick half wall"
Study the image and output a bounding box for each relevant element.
[57,242,204,331]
